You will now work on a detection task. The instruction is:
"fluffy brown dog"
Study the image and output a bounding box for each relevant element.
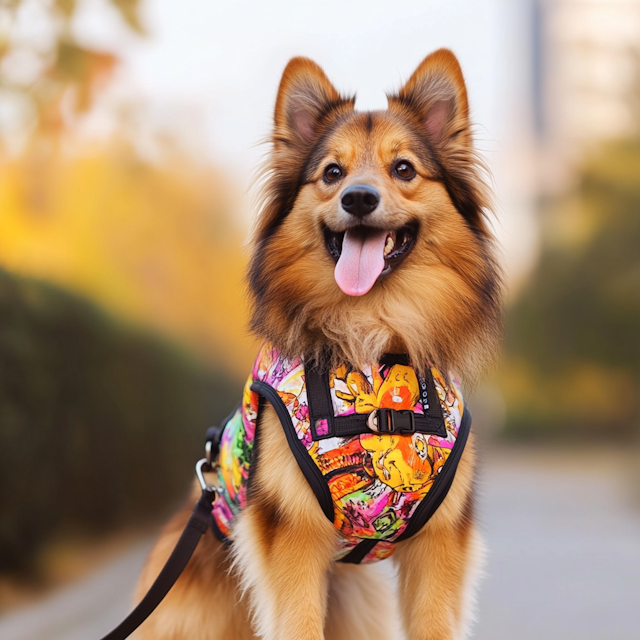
[136,49,501,640]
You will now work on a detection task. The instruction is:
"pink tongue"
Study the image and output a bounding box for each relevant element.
[335,229,388,296]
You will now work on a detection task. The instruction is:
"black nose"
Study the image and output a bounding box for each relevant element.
[340,184,380,217]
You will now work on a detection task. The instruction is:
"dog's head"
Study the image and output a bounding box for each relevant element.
[249,50,501,381]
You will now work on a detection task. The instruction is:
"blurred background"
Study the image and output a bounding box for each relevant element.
[0,0,638,639]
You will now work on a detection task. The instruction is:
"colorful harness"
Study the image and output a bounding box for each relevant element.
[211,343,470,564]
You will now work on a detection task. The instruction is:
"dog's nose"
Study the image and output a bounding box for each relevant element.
[340,184,380,217]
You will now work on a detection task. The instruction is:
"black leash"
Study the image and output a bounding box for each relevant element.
[99,457,220,640]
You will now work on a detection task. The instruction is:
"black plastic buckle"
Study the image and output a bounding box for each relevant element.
[205,426,222,466]
[376,409,416,434]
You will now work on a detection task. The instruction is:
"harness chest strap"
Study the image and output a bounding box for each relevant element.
[211,345,470,563]
[250,375,472,561]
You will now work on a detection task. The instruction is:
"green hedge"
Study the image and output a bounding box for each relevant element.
[0,268,242,573]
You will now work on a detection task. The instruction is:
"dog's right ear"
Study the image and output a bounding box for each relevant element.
[273,57,353,149]
[251,59,353,248]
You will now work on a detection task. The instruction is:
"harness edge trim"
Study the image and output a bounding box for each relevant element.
[394,408,472,542]
[250,380,335,522]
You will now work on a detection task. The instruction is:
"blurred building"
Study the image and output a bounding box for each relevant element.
[534,0,640,191]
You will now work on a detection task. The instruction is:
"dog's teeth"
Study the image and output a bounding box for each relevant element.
[383,234,395,257]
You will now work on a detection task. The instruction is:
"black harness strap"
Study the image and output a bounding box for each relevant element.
[305,362,448,440]
[330,412,446,437]
[305,364,335,439]
[340,539,379,564]
[99,487,217,640]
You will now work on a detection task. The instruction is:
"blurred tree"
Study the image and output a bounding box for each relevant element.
[0,0,256,375]
[501,137,640,439]
[0,142,256,375]
[0,0,142,146]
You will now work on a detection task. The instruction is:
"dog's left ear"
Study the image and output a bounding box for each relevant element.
[273,57,354,149]
[388,49,470,151]
[389,50,491,234]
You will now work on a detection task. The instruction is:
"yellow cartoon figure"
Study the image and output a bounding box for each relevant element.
[333,364,420,414]
[335,371,378,413]
[360,432,444,493]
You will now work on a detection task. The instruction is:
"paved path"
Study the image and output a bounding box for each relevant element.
[0,541,152,640]
[475,448,640,640]
[1,447,639,639]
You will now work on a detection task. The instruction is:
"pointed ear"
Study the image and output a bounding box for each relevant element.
[274,57,353,147]
[389,50,493,235]
[388,49,470,148]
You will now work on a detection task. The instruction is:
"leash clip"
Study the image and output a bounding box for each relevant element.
[197,426,222,494]
[195,458,220,494]
[367,408,416,434]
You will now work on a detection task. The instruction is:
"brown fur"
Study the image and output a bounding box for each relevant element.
[249,50,501,381]
[137,49,500,640]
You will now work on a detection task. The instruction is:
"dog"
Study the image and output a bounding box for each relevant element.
[136,48,502,640]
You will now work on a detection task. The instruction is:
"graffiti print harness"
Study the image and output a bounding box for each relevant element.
[211,343,470,564]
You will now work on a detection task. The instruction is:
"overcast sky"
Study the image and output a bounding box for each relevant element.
[79,0,538,284]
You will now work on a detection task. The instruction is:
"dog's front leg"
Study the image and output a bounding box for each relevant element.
[394,517,483,640]
[394,442,483,640]
[233,500,336,640]
[232,404,338,640]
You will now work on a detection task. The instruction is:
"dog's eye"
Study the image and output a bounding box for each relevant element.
[323,164,343,183]
[394,161,416,181]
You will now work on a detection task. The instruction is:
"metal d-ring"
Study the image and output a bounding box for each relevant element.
[195,458,219,493]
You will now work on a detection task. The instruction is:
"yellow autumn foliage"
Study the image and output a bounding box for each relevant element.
[0,143,257,377]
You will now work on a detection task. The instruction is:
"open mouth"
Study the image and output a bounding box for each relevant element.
[323,222,418,296]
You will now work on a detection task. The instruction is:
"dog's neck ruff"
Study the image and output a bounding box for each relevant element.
[211,343,470,564]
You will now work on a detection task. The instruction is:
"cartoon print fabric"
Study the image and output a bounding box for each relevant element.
[211,343,465,563]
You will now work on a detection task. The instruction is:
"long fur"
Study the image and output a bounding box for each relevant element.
[137,48,501,640]
[249,52,501,381]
